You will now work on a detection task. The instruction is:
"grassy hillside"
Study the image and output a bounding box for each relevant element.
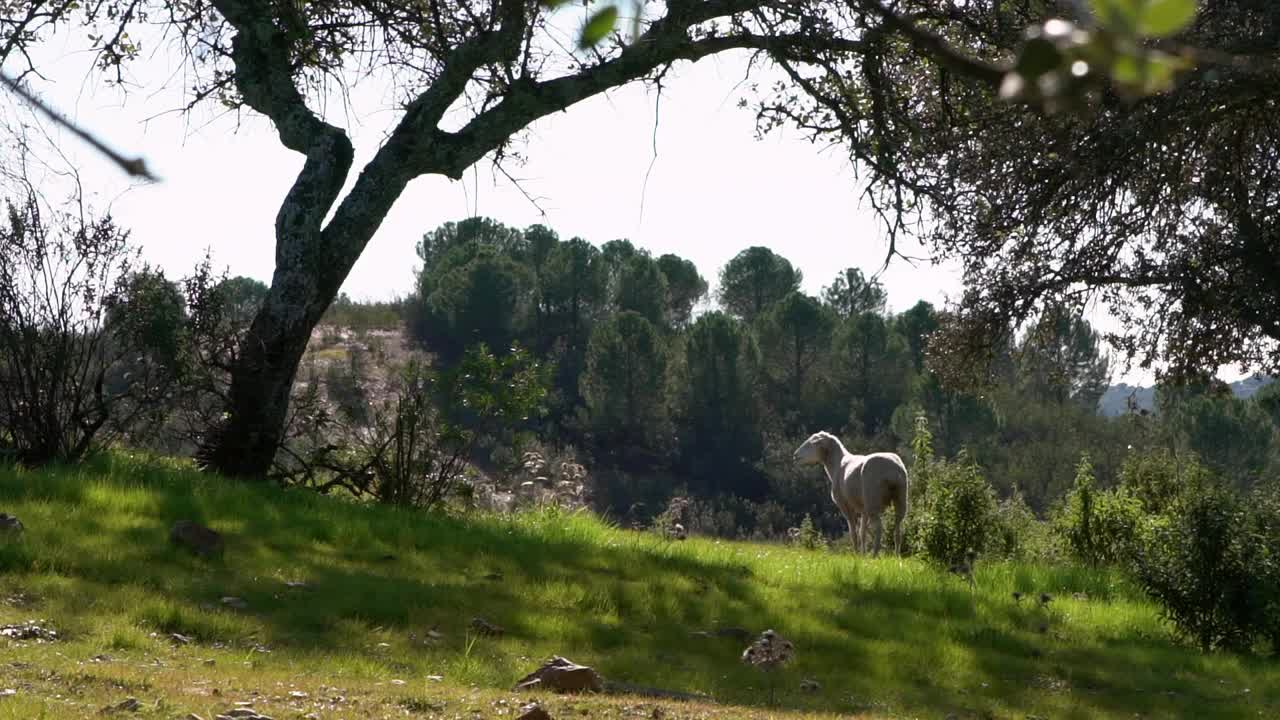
[0,454,1274,719]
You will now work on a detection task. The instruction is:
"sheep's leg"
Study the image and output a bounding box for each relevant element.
[892,498,907,556]
[845,512,861,553]
[869,514,884,557]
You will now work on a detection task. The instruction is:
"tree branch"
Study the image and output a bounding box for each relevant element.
[1,70,157,180]
[851,0,1005,87]
[211,0,353,253]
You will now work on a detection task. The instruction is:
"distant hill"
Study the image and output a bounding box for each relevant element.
[1098,373,1274,416]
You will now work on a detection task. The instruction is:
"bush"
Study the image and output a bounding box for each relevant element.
[788,513,827,550]
[1132,482,1277,653]
[991,487,1058,562]
[1118,447,1211,515]
[1054,455,1147,567]
[279,344,547,508]
[0,191,177,464]
[911,450,998,566]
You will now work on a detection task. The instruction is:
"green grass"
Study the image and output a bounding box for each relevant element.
[0,452,1275,719]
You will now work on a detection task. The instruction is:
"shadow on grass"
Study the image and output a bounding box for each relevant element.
[1,453,1276,719]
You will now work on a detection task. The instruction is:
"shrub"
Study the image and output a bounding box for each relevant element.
[280,344,547,508]
[1054,455,1147,567]
[991,487,1057,561]
[1132,483,1276,653]
[911,450,998,567]
[324,346,371,426]
[788,513,827,550]
[0,191,177,464]
[1118,447,1211,515]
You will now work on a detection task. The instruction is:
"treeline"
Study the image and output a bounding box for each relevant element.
[388,217,1280,535]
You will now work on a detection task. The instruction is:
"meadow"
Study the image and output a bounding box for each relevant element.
[0,453,1273,719]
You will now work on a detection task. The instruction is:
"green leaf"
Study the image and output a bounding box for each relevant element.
[1090,0,1141,32]
[579,5,619,49]
[1137,0,1198,37]
[1109,51,1181,95]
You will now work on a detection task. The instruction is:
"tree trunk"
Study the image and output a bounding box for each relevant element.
[196,265,332,478]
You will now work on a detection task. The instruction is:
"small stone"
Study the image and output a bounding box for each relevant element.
[184,714,206,720]
[517,703,552,720]
[389,679,405,686]
[220,596,248,610]
[470,617,505,637]
[204,658,216,666]
[170,632,193,645]
[170,520,224,557]
[100,696,141,713]
[800,678,821,692]
[426,675,443,682]
[0,513,22,533]
[1,688,16,697]
[288,690,308,698]
[284,581,309,589]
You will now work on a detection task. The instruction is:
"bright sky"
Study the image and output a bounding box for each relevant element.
[5,19,1248,387]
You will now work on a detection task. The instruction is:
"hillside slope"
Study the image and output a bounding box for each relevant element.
[0,454,1274,719]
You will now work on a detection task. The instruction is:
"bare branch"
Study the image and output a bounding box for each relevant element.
[1,70,157,180]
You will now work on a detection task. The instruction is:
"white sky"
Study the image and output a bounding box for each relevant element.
[4,19,1251,387]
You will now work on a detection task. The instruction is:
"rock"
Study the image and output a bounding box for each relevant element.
[215,709,274,720]
[514,656,604,693]
[0,620,57,641]
[517,703,552,720]
[283,580,309,589]
[741,629,794,670]
[0,513,22,533]
[220,596,248,610]
[169,632,193,645]
[99,697,141,714]
[800,678,821,692]
[482,572,504,581]
[470,616,505,637]
[170,520,224,558]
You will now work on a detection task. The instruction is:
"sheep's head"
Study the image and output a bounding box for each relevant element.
[793,431,836,465]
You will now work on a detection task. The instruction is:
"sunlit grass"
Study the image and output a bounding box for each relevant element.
[0,451,1274,719]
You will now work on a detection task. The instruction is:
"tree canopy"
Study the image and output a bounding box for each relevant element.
[5,0,1276,478]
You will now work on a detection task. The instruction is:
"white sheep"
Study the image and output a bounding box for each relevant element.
[794,431,909,556]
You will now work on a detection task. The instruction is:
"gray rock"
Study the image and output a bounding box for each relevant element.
[516,703,552,720]
[0,513,22,533]
[99,697,141,714]
[170,520,224,558]
[514,656,604,693]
